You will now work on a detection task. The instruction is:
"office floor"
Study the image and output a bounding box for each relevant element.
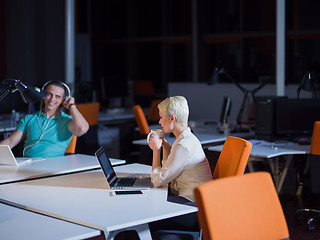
[281,192,320,240]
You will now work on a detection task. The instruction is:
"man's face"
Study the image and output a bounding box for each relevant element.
[43,84,65,111]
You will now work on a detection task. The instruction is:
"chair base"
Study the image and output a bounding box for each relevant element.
[152,230,201,240]
[295,208,320,232]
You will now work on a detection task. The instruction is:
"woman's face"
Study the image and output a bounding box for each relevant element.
[159,111,173,133]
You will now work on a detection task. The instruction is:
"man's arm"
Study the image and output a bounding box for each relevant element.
[65,100,89,137]
[0,129,25,149]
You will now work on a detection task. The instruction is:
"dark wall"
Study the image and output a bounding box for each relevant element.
[4,0,65,87]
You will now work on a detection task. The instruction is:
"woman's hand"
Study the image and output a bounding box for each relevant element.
[162,139,170,152]
[148,134,163,151]
[162,139,171,160]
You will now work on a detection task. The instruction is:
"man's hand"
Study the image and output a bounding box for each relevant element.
[63,97,75,110]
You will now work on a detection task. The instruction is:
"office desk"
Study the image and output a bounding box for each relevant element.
[209,140,310,193]
[0,163,197,240]
[98,109,138,160]
[133,123,253,147]
[98,108,135,124]
[0,154,125,184]
[0,119,15,138]
[132,132,230,146]
[0,202,102,240]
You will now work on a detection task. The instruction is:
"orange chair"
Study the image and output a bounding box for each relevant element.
[76,102,100,126]
[310,121,320,156]
[74,102,100,155]
[152,136,252,239]
[64,102,100,155]
[132,104,150,135]
[213,136,252,179]
[134,80,154,96]
[65,135,77,154]
[295,121,320,231]
[194,172,290,240]
[147,99,162,123]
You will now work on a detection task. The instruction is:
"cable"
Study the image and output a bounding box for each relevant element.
[23,102,57,157]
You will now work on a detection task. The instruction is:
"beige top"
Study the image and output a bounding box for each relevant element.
[151,127,213,201]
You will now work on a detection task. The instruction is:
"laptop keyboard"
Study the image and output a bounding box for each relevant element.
[116,178,136,187]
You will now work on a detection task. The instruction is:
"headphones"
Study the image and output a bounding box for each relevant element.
[42,81,71,98]
[23,81,71,157]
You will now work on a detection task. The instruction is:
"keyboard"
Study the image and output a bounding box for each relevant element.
[292,136,312,145]
[116,178,136,187]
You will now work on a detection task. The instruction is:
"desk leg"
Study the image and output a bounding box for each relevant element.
[268,158,276,179]
[276,155,293,194]
[106,223,152,240]
[247,160,255,172]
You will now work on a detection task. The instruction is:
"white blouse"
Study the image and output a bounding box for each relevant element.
[151,127,213,201]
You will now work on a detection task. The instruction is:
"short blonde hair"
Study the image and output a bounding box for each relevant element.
[158,96,189,125]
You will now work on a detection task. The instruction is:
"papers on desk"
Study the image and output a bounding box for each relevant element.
[210,139,309,158]
[249,139,296,148]
[16,157,46,165]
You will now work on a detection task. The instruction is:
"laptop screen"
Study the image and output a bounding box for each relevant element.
[95,146,117,184]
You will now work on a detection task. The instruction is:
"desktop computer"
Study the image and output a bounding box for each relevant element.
[255,96,286,141]
[255,97,320,143]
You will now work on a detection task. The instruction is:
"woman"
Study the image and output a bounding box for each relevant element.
[148,96,213,202]
[148,96,213,238]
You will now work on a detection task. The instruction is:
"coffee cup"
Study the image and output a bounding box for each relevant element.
[147,129,164,143]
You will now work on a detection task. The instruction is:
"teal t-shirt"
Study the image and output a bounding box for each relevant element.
[17,111,73,157]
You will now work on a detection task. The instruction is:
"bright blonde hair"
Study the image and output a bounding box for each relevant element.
[158,96,189,126]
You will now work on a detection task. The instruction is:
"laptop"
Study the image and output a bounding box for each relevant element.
[0,145,32,166]
[95,146,152,189]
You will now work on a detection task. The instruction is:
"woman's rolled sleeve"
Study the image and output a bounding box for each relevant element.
[151,143,189,187]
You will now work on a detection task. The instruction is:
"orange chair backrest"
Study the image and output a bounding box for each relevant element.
[194,172,289,240]
[147,99,162,122]
[65,135,77,154]
[134,80,154,96]
[76,102,100,126]
[310,121,320,155]
[213,136,252,179]
[64,102,100,154]
[132,105,150,135]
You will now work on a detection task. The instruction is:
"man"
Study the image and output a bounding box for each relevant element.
[0,81,89,157]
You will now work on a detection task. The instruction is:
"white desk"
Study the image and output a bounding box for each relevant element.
[0,202,102,240]
[133,128,253,147]
[0,154,125,184]
[98,108,135,123]
[209,140,310,193]
[0,163,197,240]
[0,119,16,138]
[132,132,230,146]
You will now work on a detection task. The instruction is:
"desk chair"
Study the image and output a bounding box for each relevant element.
[133,80,155,107]
[147,99,162,124]
[75,102,100,155]
[76,102,100,126]
[65,135,77,155]
[194,172,290,240]
[213,136,252,179]
[153,136,252,240]
[132,104,150,136]
[132,104,152,164]
[295,121,320,232]
[65,107,81,155]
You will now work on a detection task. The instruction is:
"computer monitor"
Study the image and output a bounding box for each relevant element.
[275,98,320,137]
[99,76,128,108]
[219,96,232,124]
